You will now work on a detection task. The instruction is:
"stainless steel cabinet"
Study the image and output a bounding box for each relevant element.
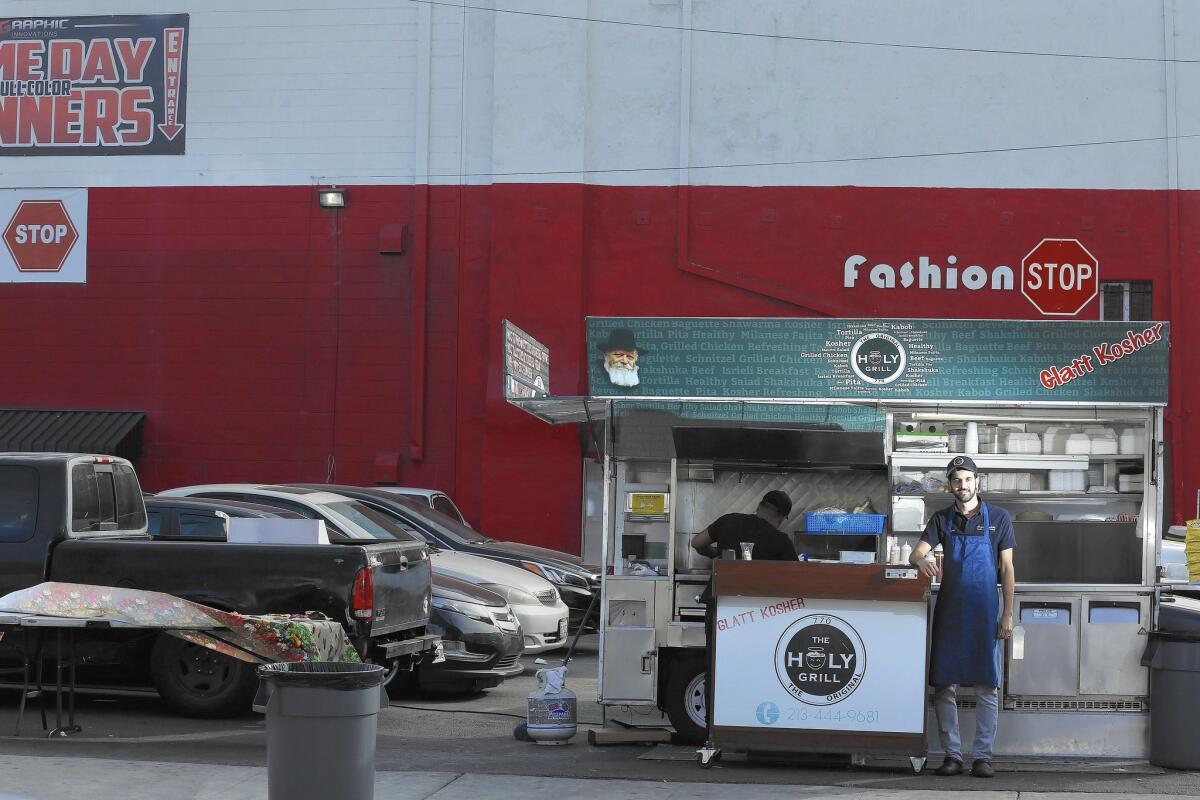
[1079,594,1149,697]
[602,627,657,702]
[1008,596,1080,698]
[601,577,659,703]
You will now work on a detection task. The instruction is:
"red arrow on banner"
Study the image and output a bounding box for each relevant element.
[158,27,186,141]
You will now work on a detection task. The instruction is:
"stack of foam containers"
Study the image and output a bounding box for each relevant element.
[1088,428,1119,455]
[1119,428,1146,455]
[1043,427,1064,455]
[1005,432,1042,454]
[1065,433,1092,455]
[977,425,1000,453]
[1049,469,1086,491]
[1118,473,1143,492]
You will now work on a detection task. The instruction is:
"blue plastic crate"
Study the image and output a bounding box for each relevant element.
[804,512,886,536]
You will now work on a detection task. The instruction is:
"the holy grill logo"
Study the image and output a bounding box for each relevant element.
[849,333,906,385]
[774,614,866,705]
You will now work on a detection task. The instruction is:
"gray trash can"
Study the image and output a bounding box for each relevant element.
[1142,631,1200,769]
[254,661,387,800]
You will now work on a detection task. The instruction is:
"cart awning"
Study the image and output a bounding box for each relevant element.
[506,396,610,425]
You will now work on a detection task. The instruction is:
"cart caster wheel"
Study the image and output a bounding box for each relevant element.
[697,745,721,768]
[910,756,927,774]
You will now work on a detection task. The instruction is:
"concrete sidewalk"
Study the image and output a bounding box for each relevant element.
[0,756,1196,800]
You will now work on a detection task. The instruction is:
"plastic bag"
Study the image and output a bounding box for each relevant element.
[533,665,567,696]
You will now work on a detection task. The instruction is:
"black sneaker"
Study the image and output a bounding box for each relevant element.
[972,759,995,778]
[934,757,963,776]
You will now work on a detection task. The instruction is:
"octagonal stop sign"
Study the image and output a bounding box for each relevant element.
[3,200,79,272]
[1021,238,1099,316]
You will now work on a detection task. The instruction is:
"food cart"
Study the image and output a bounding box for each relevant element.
[504,316,1170,763]
[704,560,931,769]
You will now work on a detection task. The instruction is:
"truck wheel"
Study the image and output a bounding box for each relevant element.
[150,634,259,718]
[664,656,707,745]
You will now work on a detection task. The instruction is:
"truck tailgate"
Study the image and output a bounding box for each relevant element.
[363,539,430,637]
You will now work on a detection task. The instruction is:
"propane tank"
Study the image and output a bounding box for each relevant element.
[526,666,576,745]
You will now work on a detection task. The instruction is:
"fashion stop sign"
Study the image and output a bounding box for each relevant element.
[1021,238,1099,316]
[3,201,78,271]
[0,190,88,282]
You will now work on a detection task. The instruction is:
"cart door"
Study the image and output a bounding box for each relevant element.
[601,577,658,703]
[1079,595,1149,697]
[1008,597,1080,698]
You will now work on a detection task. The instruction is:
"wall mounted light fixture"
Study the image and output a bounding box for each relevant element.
[318,186,346,208]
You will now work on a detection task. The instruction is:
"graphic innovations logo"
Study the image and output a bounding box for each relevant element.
[774,615,866,705]
[849,332,907,385]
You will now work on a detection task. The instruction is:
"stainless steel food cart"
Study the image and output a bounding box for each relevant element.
[702,560,931,770]
[505,316,1170,760]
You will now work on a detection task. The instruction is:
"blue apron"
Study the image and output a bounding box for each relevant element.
[929,502,1001,688]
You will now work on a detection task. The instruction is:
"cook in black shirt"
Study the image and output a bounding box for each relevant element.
[690,490,798,561]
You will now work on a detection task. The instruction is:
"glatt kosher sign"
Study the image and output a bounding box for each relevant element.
[0,189,87,282]
[713,597,926,733]
[0,14,189,155]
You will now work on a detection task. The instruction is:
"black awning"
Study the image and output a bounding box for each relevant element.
[0,409,145,461]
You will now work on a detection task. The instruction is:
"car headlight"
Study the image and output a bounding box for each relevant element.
[520,561,571,585]
[560,571,590,589]
[430,596,493,624]
[480,583,540,607]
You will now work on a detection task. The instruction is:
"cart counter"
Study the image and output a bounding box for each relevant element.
[710,561,931,759]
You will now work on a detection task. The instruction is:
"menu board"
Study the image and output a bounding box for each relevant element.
[587,318,1168,404]
[503,320,550,399]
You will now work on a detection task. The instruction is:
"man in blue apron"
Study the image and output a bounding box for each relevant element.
[910,455,1015,778]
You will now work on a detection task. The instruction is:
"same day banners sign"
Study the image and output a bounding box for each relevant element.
[0,14,189,155]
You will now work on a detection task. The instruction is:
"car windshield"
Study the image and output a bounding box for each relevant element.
[399,501,491,544]
[321,500,420,541]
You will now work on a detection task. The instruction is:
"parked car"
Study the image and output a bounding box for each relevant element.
[156,485,422,542]
[141,501,524,694]
[160,484,568,653]
[418,573,524,693]
[375,487,470,527]
[426,549,567,653]
[291,484,600,631]
[144,496,305,538]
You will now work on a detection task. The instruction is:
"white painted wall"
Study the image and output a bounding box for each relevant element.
[0,0,1195,189]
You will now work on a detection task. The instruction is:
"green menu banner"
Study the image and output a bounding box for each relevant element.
[586,318,1169,404]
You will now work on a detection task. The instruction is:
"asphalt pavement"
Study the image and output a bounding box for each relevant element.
[0,636,1197,799]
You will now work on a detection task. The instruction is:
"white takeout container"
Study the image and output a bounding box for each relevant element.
[1065,433,1092,455]
[1119,428,1146,455]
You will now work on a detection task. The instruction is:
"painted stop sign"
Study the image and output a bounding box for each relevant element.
[3,200,79,272]
[1021,238,1099,316]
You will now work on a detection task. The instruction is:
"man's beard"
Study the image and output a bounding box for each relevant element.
[954,487,977,505]
[604,362,639,387]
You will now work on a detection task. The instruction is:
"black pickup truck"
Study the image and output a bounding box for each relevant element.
[0,453,437,717]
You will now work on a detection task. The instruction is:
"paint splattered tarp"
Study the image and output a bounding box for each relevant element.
[0,582,359,664]
[175,612,361,664]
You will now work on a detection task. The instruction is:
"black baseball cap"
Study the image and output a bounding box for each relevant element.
[946,455,978,477]
[760,490,793,518]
